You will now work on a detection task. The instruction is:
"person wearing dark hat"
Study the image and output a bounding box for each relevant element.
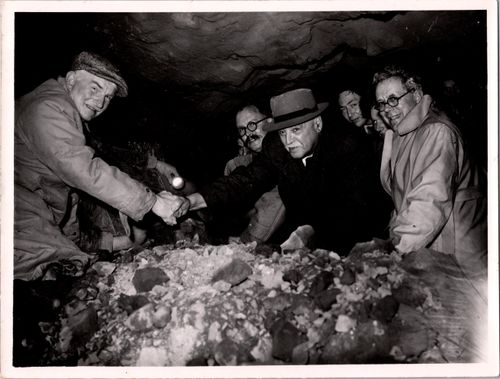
[14,51,185,280]
[174,88,391,253]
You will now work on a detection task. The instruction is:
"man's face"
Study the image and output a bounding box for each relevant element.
[278,117,322,159]
[236,109,268,153]
[338,90,366,128]
[375,77,418,131]
[66,70,117,121]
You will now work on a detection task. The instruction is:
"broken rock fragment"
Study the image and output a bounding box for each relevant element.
[370,295,399,323]
[398,328,430,358]
[152,305,172,328]
[211,258,252,286]
[292,342,309,364]
[58,304,98,354]
[270,319,307,362]
[321,320,393,363]
[91,261,117,277]
[392,280,427,307]
[132,267,170,292]
[117,294,150,315]
[340,267,356,285]
[314,288,341,311]
[214,337,253,365]
[283,269,302,284]
[309,270,335,296]
[125,303,155,332]
[136,346,168,366]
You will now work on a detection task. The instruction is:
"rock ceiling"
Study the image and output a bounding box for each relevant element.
[84,11,486,118]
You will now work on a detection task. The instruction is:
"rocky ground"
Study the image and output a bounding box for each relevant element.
[13,220,482,367]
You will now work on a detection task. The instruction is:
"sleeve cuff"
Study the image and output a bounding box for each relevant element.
[98,232,114,252]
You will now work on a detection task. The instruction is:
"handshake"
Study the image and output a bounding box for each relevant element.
[151,190,192,225]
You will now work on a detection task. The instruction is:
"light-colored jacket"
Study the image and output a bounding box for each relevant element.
[14,77,156,279]
[380,95,486,276]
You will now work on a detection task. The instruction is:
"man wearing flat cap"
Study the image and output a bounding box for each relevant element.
[175,88,391,253]
[14,51,183,280]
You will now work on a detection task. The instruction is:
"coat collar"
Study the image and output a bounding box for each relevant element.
[396,94,433,136]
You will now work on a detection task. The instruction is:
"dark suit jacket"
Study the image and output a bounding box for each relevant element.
[200,122,392,254]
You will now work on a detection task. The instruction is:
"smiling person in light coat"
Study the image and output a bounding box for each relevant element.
[372,65,487,279]
[14,51,183,280]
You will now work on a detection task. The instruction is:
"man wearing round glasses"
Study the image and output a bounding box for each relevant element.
[373,65,486,280]
[223,105,285,243]
[235,106,269,154]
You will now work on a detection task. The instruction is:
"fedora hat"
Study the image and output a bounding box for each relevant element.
[263,88,329,132]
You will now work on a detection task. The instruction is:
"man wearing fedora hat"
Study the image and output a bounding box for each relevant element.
[175,88,390,253]
[14,51,184,280]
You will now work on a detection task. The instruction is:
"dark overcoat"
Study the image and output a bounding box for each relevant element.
[200,120,392,254]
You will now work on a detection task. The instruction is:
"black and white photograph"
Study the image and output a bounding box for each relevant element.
[1,1,498,378]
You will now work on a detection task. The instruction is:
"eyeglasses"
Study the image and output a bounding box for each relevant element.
[237,117,268,137]
[375,89,414,112]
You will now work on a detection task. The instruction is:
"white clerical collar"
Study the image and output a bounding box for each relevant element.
[302,154,313,166]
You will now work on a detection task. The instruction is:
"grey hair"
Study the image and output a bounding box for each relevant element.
[372,65,422,91]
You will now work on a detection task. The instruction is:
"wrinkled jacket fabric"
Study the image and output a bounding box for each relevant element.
[380,95,486,276]
[224,154,285,243]
[200,122,391,254]
[14,77,156,280]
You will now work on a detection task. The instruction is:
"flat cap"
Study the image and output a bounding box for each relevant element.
[71,51,128,97]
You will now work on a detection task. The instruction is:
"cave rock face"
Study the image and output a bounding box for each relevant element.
[91,11,481,118]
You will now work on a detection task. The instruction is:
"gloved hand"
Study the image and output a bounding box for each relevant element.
[152,190,186,225]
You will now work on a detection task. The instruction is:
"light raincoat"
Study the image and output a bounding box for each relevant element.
[14,77,156,280]
[380,95,487,277]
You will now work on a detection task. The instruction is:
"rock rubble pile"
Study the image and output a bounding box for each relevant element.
[20,235,477,367]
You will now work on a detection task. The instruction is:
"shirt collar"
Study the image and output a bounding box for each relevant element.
[302,154,313,166]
